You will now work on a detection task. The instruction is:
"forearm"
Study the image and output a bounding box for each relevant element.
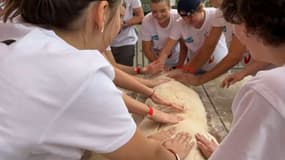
[122,94,149,115]
[176,40,188,66]
[238,60,270,77]
[126,16,143,26]
[125,8,144,26]
[158,38,177,62]
[114,68,153,96]
[196,34,246,84]
[116,63,138,75]
[133,77,154,87]
[199,54,242,84]
[144,50,158,62]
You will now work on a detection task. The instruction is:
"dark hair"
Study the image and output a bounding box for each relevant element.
[150,0,170,7]
[177,0,202,14]
[1,0,121,30]
[221,0,285,46]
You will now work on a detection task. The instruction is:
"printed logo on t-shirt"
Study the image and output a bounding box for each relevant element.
[185,37,194,43]
[151,35,159,41]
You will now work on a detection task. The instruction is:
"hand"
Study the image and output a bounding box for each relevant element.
[147,127,176,143]
[221,71,246,88]
[142,61,164,74]
[195,133,219,159]
[167,69,201,86]
[148,108,183,124]
[163,132,195,160]
[147,78,170,88]
[150,92,184,112]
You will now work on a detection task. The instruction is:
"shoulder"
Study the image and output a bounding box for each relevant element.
[235,67,285,118]
[142,12,154,25]
[204,7,219,21]
[204,7,218,15]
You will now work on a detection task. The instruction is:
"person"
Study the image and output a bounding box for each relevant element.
[157,0,228,74]
[110,0,144,66]
[104,4,163,76]
[0,0,194,160]
[168,0,272,86]
[140,0,187,69]
[195,0,285,159]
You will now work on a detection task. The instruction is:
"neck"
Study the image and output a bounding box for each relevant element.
[267,45,285,66]
[159,17,170,28]
[54,28,86,50]
[194,10,205,29]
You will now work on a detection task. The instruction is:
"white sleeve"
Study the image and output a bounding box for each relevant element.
[106,46,111,51]
[140,16,154,41]
[42,67,136,154]
[210,86,285,160]
[212,9,226,27]
[131,0,142,9]
[169,20,182,41]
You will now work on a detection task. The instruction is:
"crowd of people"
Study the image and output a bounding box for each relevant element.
[0,0,284,159]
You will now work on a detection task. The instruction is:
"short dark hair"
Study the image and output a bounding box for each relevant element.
[150,0,170,7]
[221,0,285,46]
[1,0,121,30]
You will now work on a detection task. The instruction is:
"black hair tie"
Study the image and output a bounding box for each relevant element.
[1,39,16,45]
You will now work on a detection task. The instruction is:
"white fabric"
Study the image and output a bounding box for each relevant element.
[111,0,141,46]
[140,9,181,67]
[169,8,228,71]
[213,10,253,66]
[0,23,136,160]
[210,66,285,160]
[214,9,234,47]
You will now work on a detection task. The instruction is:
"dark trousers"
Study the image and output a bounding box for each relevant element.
[111,45,135,66]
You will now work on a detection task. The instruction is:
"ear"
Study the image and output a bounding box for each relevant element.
[92,1,109,32]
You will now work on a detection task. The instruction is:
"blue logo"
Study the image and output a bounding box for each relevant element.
[151,35,159,41]
[185,37,194,43]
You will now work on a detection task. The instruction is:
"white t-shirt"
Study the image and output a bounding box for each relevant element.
[170,8,228,71]
[111,0,142,47]
[141,9,181,67]
[0,23,136,160]
[210,66,285,160]
[215,10,253,66]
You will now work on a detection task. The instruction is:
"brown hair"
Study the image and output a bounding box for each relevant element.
[1,0,121,30]
[221,0,285,46]
[150,0,170,7]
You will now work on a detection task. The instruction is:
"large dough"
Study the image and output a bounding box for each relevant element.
[86,79,213,160]
[140,79,210,160]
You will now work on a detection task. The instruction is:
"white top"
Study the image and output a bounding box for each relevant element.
[111,0,142,46]
[210,66,285,160]
[169,8,228,71]
[141,9,181,67]
[0,23,136,160]
[214,10,253,66]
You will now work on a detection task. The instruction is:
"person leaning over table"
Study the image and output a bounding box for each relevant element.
[0,0,194,160]
[195,0,285,159]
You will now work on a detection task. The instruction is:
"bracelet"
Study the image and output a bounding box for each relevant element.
[167,149,181,160]
[174,65,195,74]
[175,65,184,69]
[134,66,141,74]
[147,106,154,116]
[182,66,195,74]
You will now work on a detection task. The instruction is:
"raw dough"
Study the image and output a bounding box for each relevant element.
[86,78,214,160]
